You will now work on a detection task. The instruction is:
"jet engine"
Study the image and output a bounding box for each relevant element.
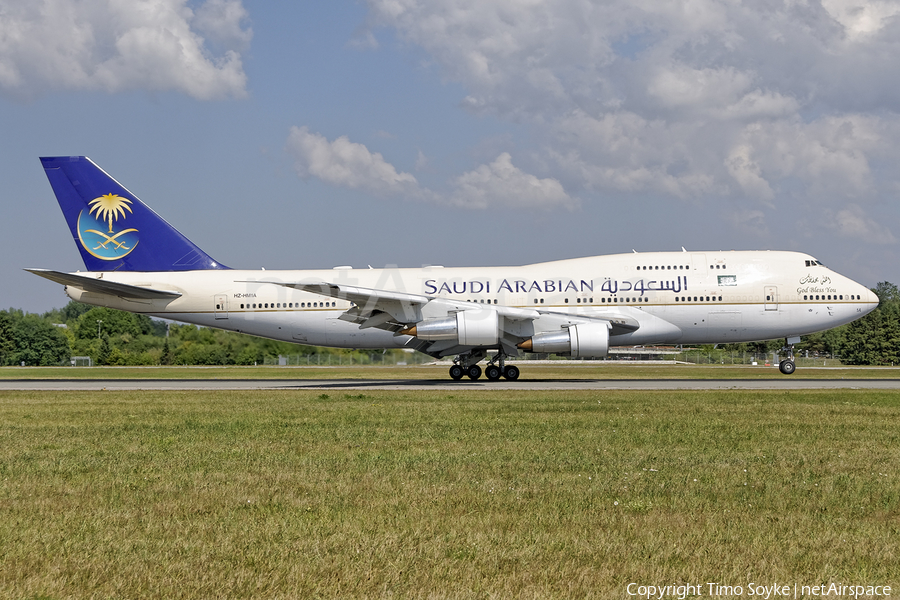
[401,310,499,346]
[517,322,609,358]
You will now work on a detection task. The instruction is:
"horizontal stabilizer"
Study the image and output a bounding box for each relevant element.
[26,269,182,299]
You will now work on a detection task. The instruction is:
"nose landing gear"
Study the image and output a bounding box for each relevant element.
[779,341,796,375]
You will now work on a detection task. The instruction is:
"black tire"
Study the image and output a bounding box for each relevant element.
[502,365,520,381]
[467,365,482,380]
[485,365,501,381]
[779,360,796,375]
[449,365,464,380]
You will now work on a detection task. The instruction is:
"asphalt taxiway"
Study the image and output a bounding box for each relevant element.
[3,378,900,391]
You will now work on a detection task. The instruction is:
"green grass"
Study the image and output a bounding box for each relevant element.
[1,390,898,598]
[2,363,900,380]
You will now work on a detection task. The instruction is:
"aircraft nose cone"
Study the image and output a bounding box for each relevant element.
[860,284,879,316]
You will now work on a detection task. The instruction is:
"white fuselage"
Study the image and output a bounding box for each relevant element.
[63,250,878,353]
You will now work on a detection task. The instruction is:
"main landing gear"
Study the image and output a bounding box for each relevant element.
[449,351,519,381]
[779,341,796,375]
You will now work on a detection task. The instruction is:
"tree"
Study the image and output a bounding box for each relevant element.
[161,337,172,366]
[97,333,111,366]
[877,301,900,364]
[74,307,154,340]
[842,281,900,365]
[11,314,71,366]
[59,301,94,324]
[0,311,15,366]
[874,281,899,304]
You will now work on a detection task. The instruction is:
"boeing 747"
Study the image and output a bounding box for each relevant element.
[28,156,878,380]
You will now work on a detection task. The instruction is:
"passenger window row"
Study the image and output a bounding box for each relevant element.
[531,297,649,304]
[236,293,863,311]
[804,294,860,301]
[238,301,337,309]
[638,265,688,270]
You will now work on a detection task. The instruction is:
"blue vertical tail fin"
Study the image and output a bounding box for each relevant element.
[41,156,228,272]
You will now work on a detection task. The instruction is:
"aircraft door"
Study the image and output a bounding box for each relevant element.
[214,294,228,320]
[691,254,707,272]
[764,286,778,311]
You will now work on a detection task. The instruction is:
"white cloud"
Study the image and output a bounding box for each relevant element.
[548,110,722,199]
[0,0,250,100]
[726,209,769,237]
[193,0,252,52]
[363,0,900,242]
[286,127,573,210]
[414,149,429,171]
[730,116,886,200]
[348,28,379,50]
[821,0,900,39]
[725,143,775,205]
[286,126,423,198]
[826,204,896,244]
[450,152,575,210]
[646,66,754,112]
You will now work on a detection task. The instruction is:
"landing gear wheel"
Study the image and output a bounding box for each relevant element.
[449,365,464,380]
[485,365,502,381]
[467,365,482,380]
[502,365,520,381]
[779,360,796,375]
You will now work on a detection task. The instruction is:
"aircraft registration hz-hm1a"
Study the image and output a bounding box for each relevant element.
[28,157,878,380]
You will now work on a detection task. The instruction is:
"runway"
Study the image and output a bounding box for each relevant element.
[3,378,900,391]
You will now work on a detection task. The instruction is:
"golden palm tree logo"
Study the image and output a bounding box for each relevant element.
[77,193,140,260]
[88,193,133,233]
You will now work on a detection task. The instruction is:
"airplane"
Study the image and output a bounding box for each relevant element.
[28,156,878,380]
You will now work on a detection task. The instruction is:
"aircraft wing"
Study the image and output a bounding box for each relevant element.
[252,280,430,325]
[252,278,644,330]
[26,268,182,299]
[292,282,429,308]
[247,279,542,331]
[535,308,639,334]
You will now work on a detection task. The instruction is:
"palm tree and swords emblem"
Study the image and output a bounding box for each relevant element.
[77,193,139,259]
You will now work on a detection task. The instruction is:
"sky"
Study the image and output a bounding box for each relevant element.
[2,0,900,313]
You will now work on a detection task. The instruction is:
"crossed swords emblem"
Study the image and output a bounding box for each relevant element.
[84,227,139,251]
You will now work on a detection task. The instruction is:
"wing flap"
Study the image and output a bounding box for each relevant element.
[243,280,429,324]
[244,279,643,338]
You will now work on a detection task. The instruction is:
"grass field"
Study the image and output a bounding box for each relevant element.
[2,363,900,380]
[1,389,898,599]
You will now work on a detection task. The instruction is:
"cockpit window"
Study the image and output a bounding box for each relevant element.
[805,259,826,267]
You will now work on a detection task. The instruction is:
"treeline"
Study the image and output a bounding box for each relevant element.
[0,302,405,366]
[2,282,899,366]
[839,282,900,365]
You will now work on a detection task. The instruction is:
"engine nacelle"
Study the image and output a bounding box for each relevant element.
[519,322,609,358]
[405,310,499,346]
